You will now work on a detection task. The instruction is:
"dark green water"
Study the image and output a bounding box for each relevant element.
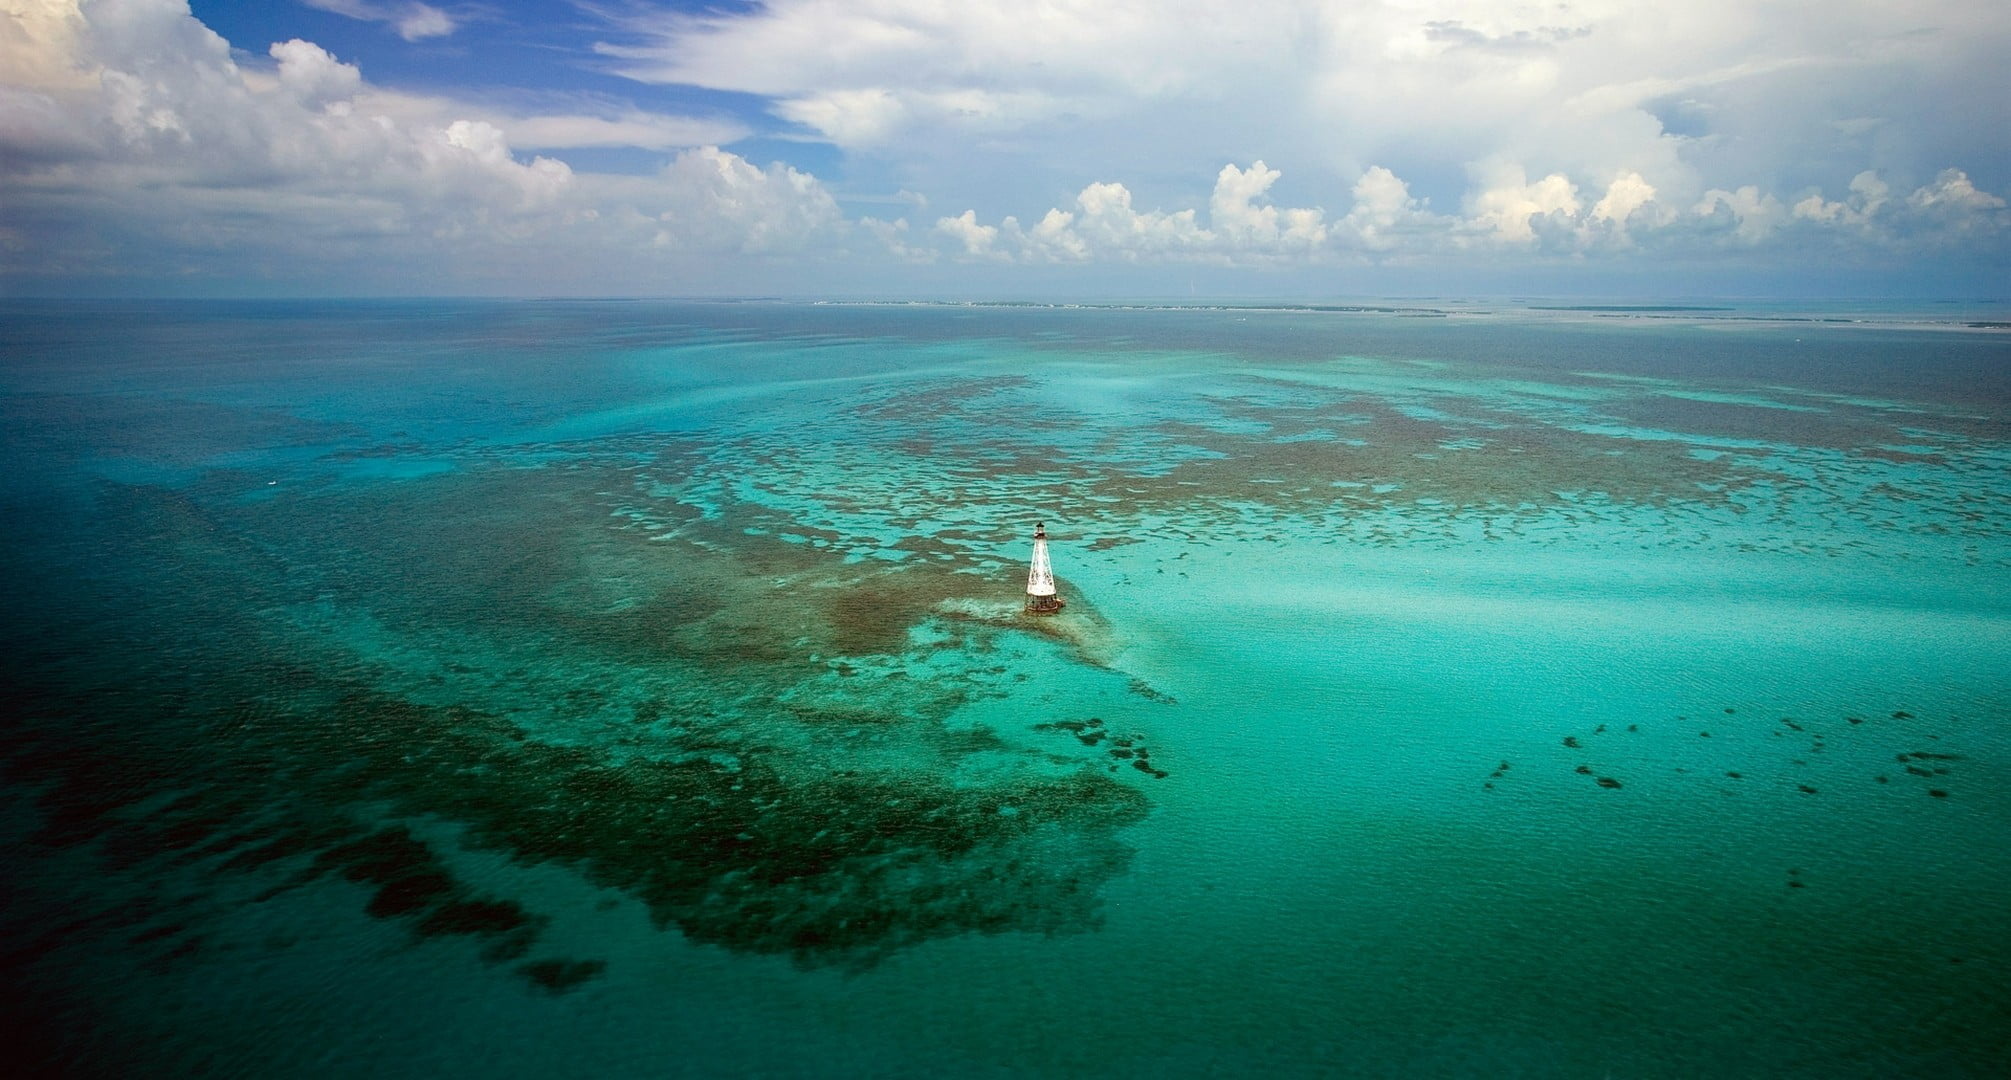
[3,300,2007,1076]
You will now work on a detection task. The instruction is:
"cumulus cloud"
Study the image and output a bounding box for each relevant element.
[2,0,97,93]
[1073,181,1207,258]
[1020,208,1090,262]
[1793,170,1888,227]
[1211,162,1325,251]
[1694,185,1788,244]
[1333,166,1452,253]
[5,1,570,213]
[0,0,834,289]
[303,0,457,43]
[1908,168,2006,216]
[593,0,2006,274]
[934,161,1327,265]
[270,38,361,107]
[644,146,841,253]
[1466,163,1581,246]
[1591,172,1658,225]
[934,208,1000,258]
[923,157,2004,268]
[1,0,2003,292]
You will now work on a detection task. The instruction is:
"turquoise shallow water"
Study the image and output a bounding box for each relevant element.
[2,300,2008,1076]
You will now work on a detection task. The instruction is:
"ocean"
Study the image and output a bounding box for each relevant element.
[2,299,2007,1076]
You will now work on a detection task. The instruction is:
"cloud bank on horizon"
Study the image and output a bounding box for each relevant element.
[1,0,2006,295]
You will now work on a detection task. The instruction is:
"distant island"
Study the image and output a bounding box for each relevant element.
[1529,305,1736,312]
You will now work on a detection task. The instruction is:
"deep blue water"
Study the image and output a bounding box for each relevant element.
[3,300,2008,1076]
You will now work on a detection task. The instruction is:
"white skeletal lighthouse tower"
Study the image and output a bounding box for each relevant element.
[1025,522,1064,614]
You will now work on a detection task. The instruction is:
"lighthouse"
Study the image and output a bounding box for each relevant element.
[1025,522,1064,614]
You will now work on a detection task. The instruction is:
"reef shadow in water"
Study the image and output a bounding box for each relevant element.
[4,458,1157,981]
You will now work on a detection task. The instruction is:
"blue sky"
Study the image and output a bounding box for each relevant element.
[3,0,2007,297]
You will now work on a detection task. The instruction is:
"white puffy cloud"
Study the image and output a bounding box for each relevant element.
[593,0,2006,276]
[2,0,96,92]
[1767,167,2011,254]
[1693,185,1788,244]
[1073,181,1209,258]
[0,0,839,289]
[1021,208,1091,262]
[1333,167,1454,253]
[1908,168,2006,215]
[4,0,573,221]
[1465,163,1581,245]
[926,156,2004,268]
[933,209,998,258]
[1211,162,1326,251]
[1792,170,1888,227]
[270,38,361,107]
[1591,172,1658,225]
[643,146,842,253]
[434,119,572,212]
[1,0,2002,292]
[936,161,1326,265]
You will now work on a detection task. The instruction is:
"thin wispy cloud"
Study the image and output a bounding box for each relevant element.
[302,0,459,42]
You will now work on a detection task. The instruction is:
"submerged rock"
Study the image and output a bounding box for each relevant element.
[518,958,606,994]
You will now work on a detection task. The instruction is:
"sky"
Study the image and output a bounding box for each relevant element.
[1,0,2007,298]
